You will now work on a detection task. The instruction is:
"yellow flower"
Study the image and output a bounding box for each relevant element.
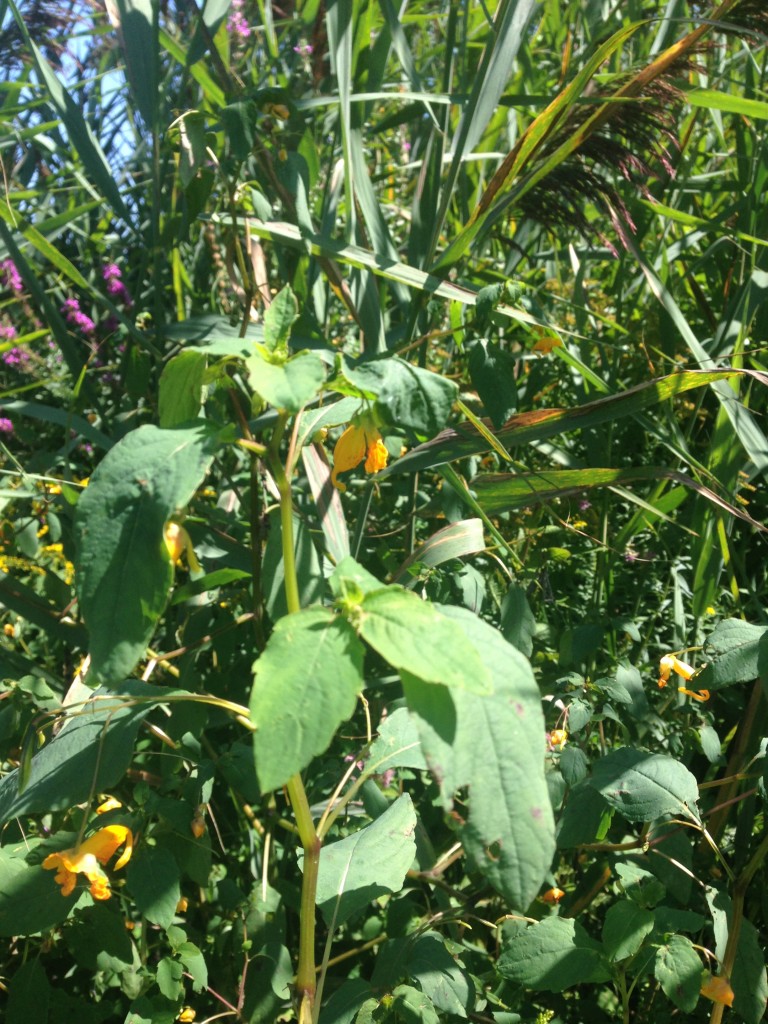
[700,973,734,1007]
[331,422,389,492]
[548,729,568,749]
[164,521,201,573]
[177,1008,196,1023]
[96,797,122,814]
[42,825,133,900]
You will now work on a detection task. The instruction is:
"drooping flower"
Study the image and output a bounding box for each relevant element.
[332,421,389,492]
[541,886,565,904]
[657,654,709,702]
[164,520,202,573]
[547,729,568,750]
[700,973,734,1007]
[42,825,133,900]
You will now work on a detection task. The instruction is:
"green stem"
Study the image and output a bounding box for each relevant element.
[267,414,321,1022]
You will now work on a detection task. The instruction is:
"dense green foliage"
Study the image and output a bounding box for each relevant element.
[2,1,768,1023]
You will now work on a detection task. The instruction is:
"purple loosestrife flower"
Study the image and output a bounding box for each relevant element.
[228,0,250,38]
[102,264,132,307]
[0,260,23,295]
[62,297,96,336]
[0,323,17,341]
[2,347,29,367]
[0,417,13,435]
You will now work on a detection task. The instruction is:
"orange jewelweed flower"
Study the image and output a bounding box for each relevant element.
[548,729,568,750]
[43,825,133,901]
[541,886,565,904]
[700,973,734,1007]
[658,654,709,701]
[332,422,389,491]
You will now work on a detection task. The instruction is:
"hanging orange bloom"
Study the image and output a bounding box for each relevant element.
[42,825,133,901]
[332,422,389,491]
[700,973,734,1007]
[541,886,565,904]
[658,654,709,701]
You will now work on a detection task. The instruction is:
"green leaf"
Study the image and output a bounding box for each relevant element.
[126,845,180,930]
[342,358,458,436]
[357,588,491,694]
[408,933,474,1017]
[316,794,417,926]
[468,340,517,428]
[687,88,768,121]
[177,941,208,993]
[367,707,427,774]
[158,351,207,428]
[250,609,364,794]
[65,903,135,971]
[162,314,264,355]
[0,842,78,936]
[497,917,611,991]
[389,985,440,1024]
[6,960,50,1024]
[388,369,768,476]
[602,900,654,962]
[589,749,700,823]
[75,422,221,685]
[556,784,609,849]
[114,0,158,129]
[696,619,768,691]
[500,584,537,657]
[246,349,326,412]
[156,957,184,1001]
[654,934,701,1012]
[391,520,485,587]
[263,285,299,353]
[403,607,554,909]
[0,681,171,822]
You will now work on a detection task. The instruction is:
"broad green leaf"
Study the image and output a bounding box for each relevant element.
[170,568,252,605]
[263,509,326,619]
[302,445,351,564]
[407,933,474,1017]
[696,619,768,691]
[263,285,299,353]
[387,985,439,1024]
[555,785,612,849]
[156,957,184,1000]
[0,842,78,936]
[654,935,701,1012]
[497,917,611,991]
[75,422,221,685]
[500,584,537,656]
[158,351,207,427]
[342,357,457,437]
[602,900,654,962]
[403,607,554,909]
[589,749,700,823]
[367,707,427,774]
[357,588,491,694]
[319,979,375,1024]
[250,609,364,794]
[177,941,208,993]
[468,340,517,428]
[559,745,589,787]
[162,314,264,355]
[65,903,135,971]
[615,862,666,909]
[6,959,50,1024]
[126,845,180,929]
[0,682,172,823]
[246,349,326,412]
[316,794,416,926]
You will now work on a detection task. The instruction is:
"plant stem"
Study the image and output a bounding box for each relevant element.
[267,414,321,1023]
